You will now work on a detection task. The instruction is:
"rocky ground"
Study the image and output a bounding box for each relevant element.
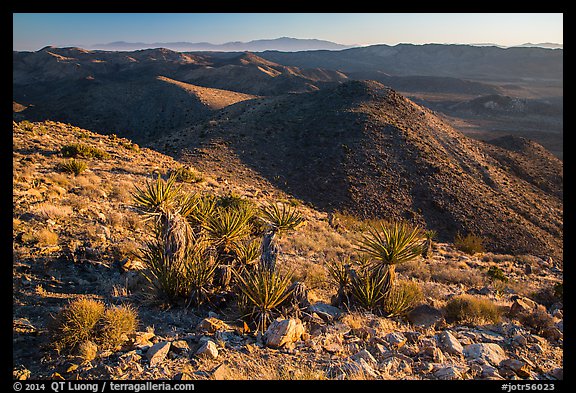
[13,121,563,381]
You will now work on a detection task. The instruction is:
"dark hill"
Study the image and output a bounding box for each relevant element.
[158,80,563,261]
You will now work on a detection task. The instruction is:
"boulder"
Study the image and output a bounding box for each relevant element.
[196,340,218,359]
[438,331,463,356]
[385,332,407,349]
[499,358,531,378]
[308,302,343,322]
[407,304,445,328]
[463,343,506,366]
[211,362,233,380]
[264,318,305,348]
[196,317,230,334]
[434,365,462,380]
[350,349,377,366]
[147,341,171,367]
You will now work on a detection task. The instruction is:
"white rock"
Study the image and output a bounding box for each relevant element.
[196,340,218,359]
[463,343,506,366]
[439,330,463,355]
[146,341,171,367]
[264,318,305,348]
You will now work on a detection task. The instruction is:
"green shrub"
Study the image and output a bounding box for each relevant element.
[454,232,485,255]
[58,158,87,176]
[487,265,508,282]
[99,304,138,349]
[444,294,501,324]
[382,280,423,317]
[50,298,105,353]
[170,166,203,183]
[61,143,110,159]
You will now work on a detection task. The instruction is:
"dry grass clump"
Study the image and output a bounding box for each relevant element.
[109,180,135,203]
[50,298,106,353]
[382,279,423,317]
[50,298,139,353]
[454,232,485,255]
[32,203,73,220]
[444,294,501,325]
[30,228,59,246]
[98,304,138,349]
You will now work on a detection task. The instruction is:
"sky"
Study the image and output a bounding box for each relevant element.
[13,13,563,51]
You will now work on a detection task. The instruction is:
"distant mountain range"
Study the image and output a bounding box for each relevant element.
[89,38,563,53]
[90,37,357,52]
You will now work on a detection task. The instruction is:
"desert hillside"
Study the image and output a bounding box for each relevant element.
[13,120,562,381]
[157,80,563,261]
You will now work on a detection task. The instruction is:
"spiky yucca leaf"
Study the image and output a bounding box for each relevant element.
[232,266,293,332]
[356,221,424,267]
[260,202,305,233]
[132,174,181,218]
[203,208,252,252]
[188,194,217,227]
[349,266,391,312]
[186,250,217,307]
[325,257,351,290]
[382,280,423,317]
[234,239,262,266]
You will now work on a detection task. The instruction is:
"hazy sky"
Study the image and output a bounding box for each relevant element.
[13,13,563,51]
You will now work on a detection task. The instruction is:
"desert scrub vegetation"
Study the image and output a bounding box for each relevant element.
[61,143,110,160]
[130,174,304,330]
[32,202,73,221]
[169,166,203,183]
[324,220,425,317]
[49,298,106,353]
[22,228,59,246]
[98,304,138,349]
[444,294,502,325]
[49,298,138,353]
[58,158,87,176]
[454,232,485,255]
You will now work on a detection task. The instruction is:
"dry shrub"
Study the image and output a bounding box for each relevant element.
[98,304,138,349]
[50,298,105,353]
[32,203,73,220]
[515,309,556,336]
[454,232,485,255]
[34,228,59,246]
[444,294,501,325]
[109,180,134,203]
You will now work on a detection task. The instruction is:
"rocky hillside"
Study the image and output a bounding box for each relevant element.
[13,48,347,143]
[157,80,563,262]
[12,120,563,381]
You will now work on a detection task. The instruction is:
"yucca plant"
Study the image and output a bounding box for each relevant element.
[58,158,87,176]
[349,266,391,312]
[232,266,293,332]
[185,248,217,307]
[326,257,352,307]
[203,208,252,256]
[356,221,424,287]
[259,202,305,234]
[382,280,423,317]
[138,238,189,301]
[188,194,217,227]
[132,174,182,219]
[233,239,262,267]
